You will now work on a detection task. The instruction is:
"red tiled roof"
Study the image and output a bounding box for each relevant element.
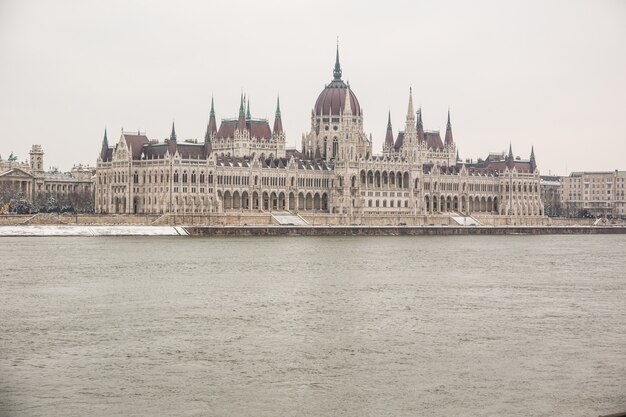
[176,143,207,159]
[216,119,272,140]
[123,134,149,159]
[425,132,444,150]
[314,81,361,116]
[142,144,168,159]
[217,120,236,139]
[394,132,405,152]
[249,120,271,140]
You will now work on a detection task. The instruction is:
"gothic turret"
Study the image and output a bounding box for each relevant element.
[273,95,283,135]
[507,144,514,169]
[416,108,425,143]
[333,44,342,81]
[314,144,322,160]
[343,85,353,116]
[237,93,247,132]
[100,128,109,161]
[530,145,536,172]
[168,121,177,154]
[207,96,217,138]
[384,111,394,149]
[405,88,416,128]
[170,121,177,142]
[444,109,454,146]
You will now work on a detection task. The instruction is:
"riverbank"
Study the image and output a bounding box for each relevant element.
[2,213,625,236]
[1,224,625,236]
[185,225,626,236]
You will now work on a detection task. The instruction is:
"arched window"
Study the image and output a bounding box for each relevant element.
[332,138,338,159]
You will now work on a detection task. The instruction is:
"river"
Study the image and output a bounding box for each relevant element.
[1,235,625,416]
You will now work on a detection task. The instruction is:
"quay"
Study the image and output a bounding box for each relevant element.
[185,225,626,236]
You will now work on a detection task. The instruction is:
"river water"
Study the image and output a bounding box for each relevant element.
[1,235,625,417]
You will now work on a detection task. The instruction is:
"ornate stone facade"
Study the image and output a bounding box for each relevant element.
[96,48,543,220]
[0,145,95,213]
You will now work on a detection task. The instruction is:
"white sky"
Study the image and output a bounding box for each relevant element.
[1,0,624,175]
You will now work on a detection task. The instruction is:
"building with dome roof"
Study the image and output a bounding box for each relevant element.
[95,47,543,222]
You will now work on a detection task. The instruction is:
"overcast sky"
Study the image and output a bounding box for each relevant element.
[1,0,624,175]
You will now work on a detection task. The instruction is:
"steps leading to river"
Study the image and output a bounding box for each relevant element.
[450,213,481,226]
[271,211,309,226]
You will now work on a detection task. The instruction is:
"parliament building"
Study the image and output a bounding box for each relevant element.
[95,48,543,221]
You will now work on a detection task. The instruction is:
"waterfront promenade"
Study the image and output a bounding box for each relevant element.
[1,213,625,236]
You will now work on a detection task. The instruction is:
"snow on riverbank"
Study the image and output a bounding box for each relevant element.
[0,226,188,236]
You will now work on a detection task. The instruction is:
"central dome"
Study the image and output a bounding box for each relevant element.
[313,48,361,117]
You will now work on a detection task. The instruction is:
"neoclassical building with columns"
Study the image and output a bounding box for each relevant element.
[95,48,543,219]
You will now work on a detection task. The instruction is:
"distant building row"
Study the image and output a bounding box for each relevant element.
[541,171,626,218]
[0,145,95,213]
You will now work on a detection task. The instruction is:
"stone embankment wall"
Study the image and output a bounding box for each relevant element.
[1,213,624,227]
[186,225,626,236]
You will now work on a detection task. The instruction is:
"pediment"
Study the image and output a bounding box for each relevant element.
[0,168,35,179]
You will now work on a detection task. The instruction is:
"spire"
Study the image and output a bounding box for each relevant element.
[507,143,514,169]
[416,108,425,143]
[208,96,217,135]
[273,95,283,135]
[385,111,394,148]
[314,144,322,160]
[344,85,353,115]
[444,108,454,145]
[170,121,177,142]
[237,93,247,131]
[404,88,416,139]
[530,145,536,171]
[333,42,342,81]
[406,87,415,120]
[239,93,245,117]
[508,143,513,160]
[246,98,251,120]
[100,128,109,160]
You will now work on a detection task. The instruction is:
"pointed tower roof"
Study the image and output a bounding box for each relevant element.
[314,144,322,160]
[333,43,342,81]
[170,121,177,141]
[406,87,415,120]
[444,108,454,145]
[246,98,251,120]
[344,85,353,115]
[506,143,514,169]
[239,93,245,116]
[273,95,283,135]
[208,96,217,136]
[530,145,536,171]
[416,108,425,142]
[237,93,247,131]
[100,128,109,160]
[385,111,394,148]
